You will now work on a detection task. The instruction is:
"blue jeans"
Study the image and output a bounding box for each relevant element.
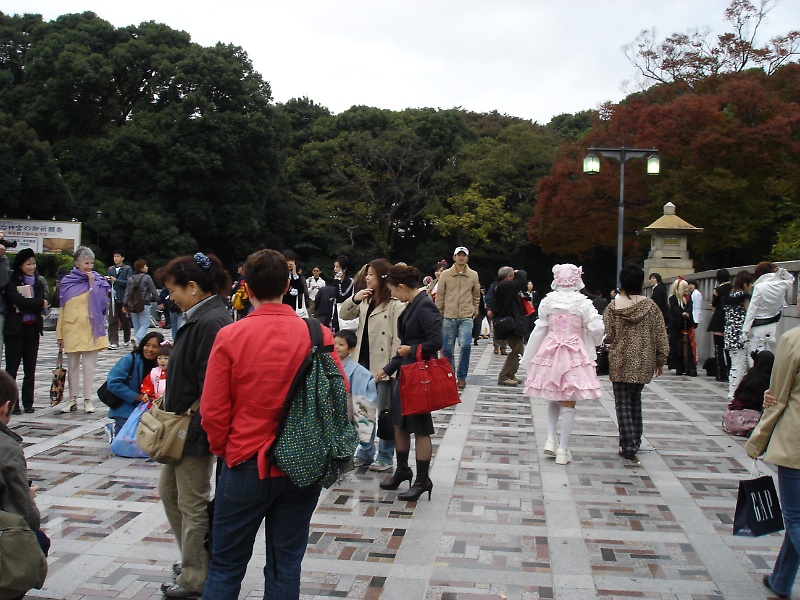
[767,465,800,597]
[170,310,183,340]
[356,425,395,463]
[204,458,321,600]
[130,310,149,344]
[442,317,473,381]
[356,380,395,463]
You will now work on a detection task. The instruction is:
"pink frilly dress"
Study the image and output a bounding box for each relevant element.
[522,290,604,401]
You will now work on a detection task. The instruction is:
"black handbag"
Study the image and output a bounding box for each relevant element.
[98,358,136,409]
[733,473,784,537]
[493,316,515,339]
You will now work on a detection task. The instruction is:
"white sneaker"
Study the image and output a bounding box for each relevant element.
[369,460,393,472]
[555,449,572,465]
[84,399,96,414]
[60,398,78,413]
[544,438,558,457]
[108,344,119,350]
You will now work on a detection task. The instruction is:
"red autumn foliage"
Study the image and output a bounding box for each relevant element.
[530,64,800,269]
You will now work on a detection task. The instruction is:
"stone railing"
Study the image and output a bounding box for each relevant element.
[647,261,800,364]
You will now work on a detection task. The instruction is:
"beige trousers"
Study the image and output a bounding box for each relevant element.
[159,455,215,593]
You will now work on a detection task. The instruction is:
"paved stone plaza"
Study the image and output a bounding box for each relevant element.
[8,329,790,599]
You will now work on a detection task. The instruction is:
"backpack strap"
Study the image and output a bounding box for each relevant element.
[270,319,326,451]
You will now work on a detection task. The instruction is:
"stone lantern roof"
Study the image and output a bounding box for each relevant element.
[640,202,703,234]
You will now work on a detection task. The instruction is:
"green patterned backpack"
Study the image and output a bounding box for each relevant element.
[271,319,358,488]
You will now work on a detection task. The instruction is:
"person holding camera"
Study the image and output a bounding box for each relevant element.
[492,266,528,386]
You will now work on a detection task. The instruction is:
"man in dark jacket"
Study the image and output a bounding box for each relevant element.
[649,273,669,328]
[0,370,49,585]
[492,267,527,386]
[106,249,132,349]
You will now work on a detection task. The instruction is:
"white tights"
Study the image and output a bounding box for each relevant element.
[547,402,576,450]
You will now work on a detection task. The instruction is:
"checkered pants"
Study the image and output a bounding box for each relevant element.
[612,382,645,454]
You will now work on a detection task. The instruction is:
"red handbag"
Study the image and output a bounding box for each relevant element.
[399,346,461,416]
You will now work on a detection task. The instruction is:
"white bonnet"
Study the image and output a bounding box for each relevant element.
[551,263,585,291]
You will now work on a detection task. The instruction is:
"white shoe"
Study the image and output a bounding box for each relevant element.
[544,438,558,457]
[60,398,78,413]
[108,344,119,350]
[84,399,96,414]
[555,449,572,465]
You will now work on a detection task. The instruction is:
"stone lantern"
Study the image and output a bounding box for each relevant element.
[640,202,703,280]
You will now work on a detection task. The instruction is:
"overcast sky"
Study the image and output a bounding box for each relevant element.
[4,1,799,123]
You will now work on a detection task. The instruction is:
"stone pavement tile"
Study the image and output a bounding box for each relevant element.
[446,493,546,527]
[587,538,711,580]
[425,581,554,599]
[575,499,683,534]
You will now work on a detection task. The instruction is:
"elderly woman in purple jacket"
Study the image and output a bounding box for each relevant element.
[56,246,110,414]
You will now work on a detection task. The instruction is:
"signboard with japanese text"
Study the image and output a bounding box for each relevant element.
[0,219,82,254]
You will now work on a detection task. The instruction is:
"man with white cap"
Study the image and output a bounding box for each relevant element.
[435,246,481,392]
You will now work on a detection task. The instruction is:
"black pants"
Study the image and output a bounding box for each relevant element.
[107,301,131,345]
[4,324,40,411]
[713,334,730,381]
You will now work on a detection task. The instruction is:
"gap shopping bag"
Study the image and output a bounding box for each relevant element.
[110,403,150,458]
[733,465,784,537]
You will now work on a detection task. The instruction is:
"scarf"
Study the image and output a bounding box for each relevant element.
[21,274,37,324]
[59,267,111,341]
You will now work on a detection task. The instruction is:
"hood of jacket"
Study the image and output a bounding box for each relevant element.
[609,297,658,325]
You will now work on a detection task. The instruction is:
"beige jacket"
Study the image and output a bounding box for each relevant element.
[56,292,109,352]
[340,296,406,375]
[746,327,800,469]
[435,265,480,319]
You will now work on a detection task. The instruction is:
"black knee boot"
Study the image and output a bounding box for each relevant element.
[380,450,412,490]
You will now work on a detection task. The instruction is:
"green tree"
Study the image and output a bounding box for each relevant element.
[0,112,70,217]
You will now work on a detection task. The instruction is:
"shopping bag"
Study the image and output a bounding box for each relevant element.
[733,472,784,537]
[110,403,150,458]
[399,346,461,416]
[520,294,535,316]
[480,317,490,336]
[296,293,309,319]
[49,351,66,406]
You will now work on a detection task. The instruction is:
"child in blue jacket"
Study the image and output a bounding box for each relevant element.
[334,330,377,452]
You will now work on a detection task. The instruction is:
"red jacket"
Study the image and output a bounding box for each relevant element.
[200,303,347,478]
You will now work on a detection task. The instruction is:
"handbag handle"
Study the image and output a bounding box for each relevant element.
[416,344,424,363]
[57,350,63,368]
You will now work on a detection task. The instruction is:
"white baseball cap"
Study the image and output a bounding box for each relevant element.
[454,246,469,256]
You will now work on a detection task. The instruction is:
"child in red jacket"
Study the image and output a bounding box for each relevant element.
[141,343,170,400]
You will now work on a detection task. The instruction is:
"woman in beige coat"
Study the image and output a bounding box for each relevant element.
[340,258,405,472]
[56,247,110,413]
[746,309,800,599]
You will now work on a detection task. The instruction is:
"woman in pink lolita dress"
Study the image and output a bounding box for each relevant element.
[522,264,604,465]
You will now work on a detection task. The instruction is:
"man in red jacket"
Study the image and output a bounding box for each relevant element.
[200,249,346,599]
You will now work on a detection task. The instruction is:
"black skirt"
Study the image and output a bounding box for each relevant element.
[389,379,434,435]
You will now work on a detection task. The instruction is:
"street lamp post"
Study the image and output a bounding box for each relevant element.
[96,210,103,247]
[583,146,659,288]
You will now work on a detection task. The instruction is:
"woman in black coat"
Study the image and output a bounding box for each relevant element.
[4,248,48,414]
[375,264,442,501]
[667,279,696,376]
[153,252,232,597]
